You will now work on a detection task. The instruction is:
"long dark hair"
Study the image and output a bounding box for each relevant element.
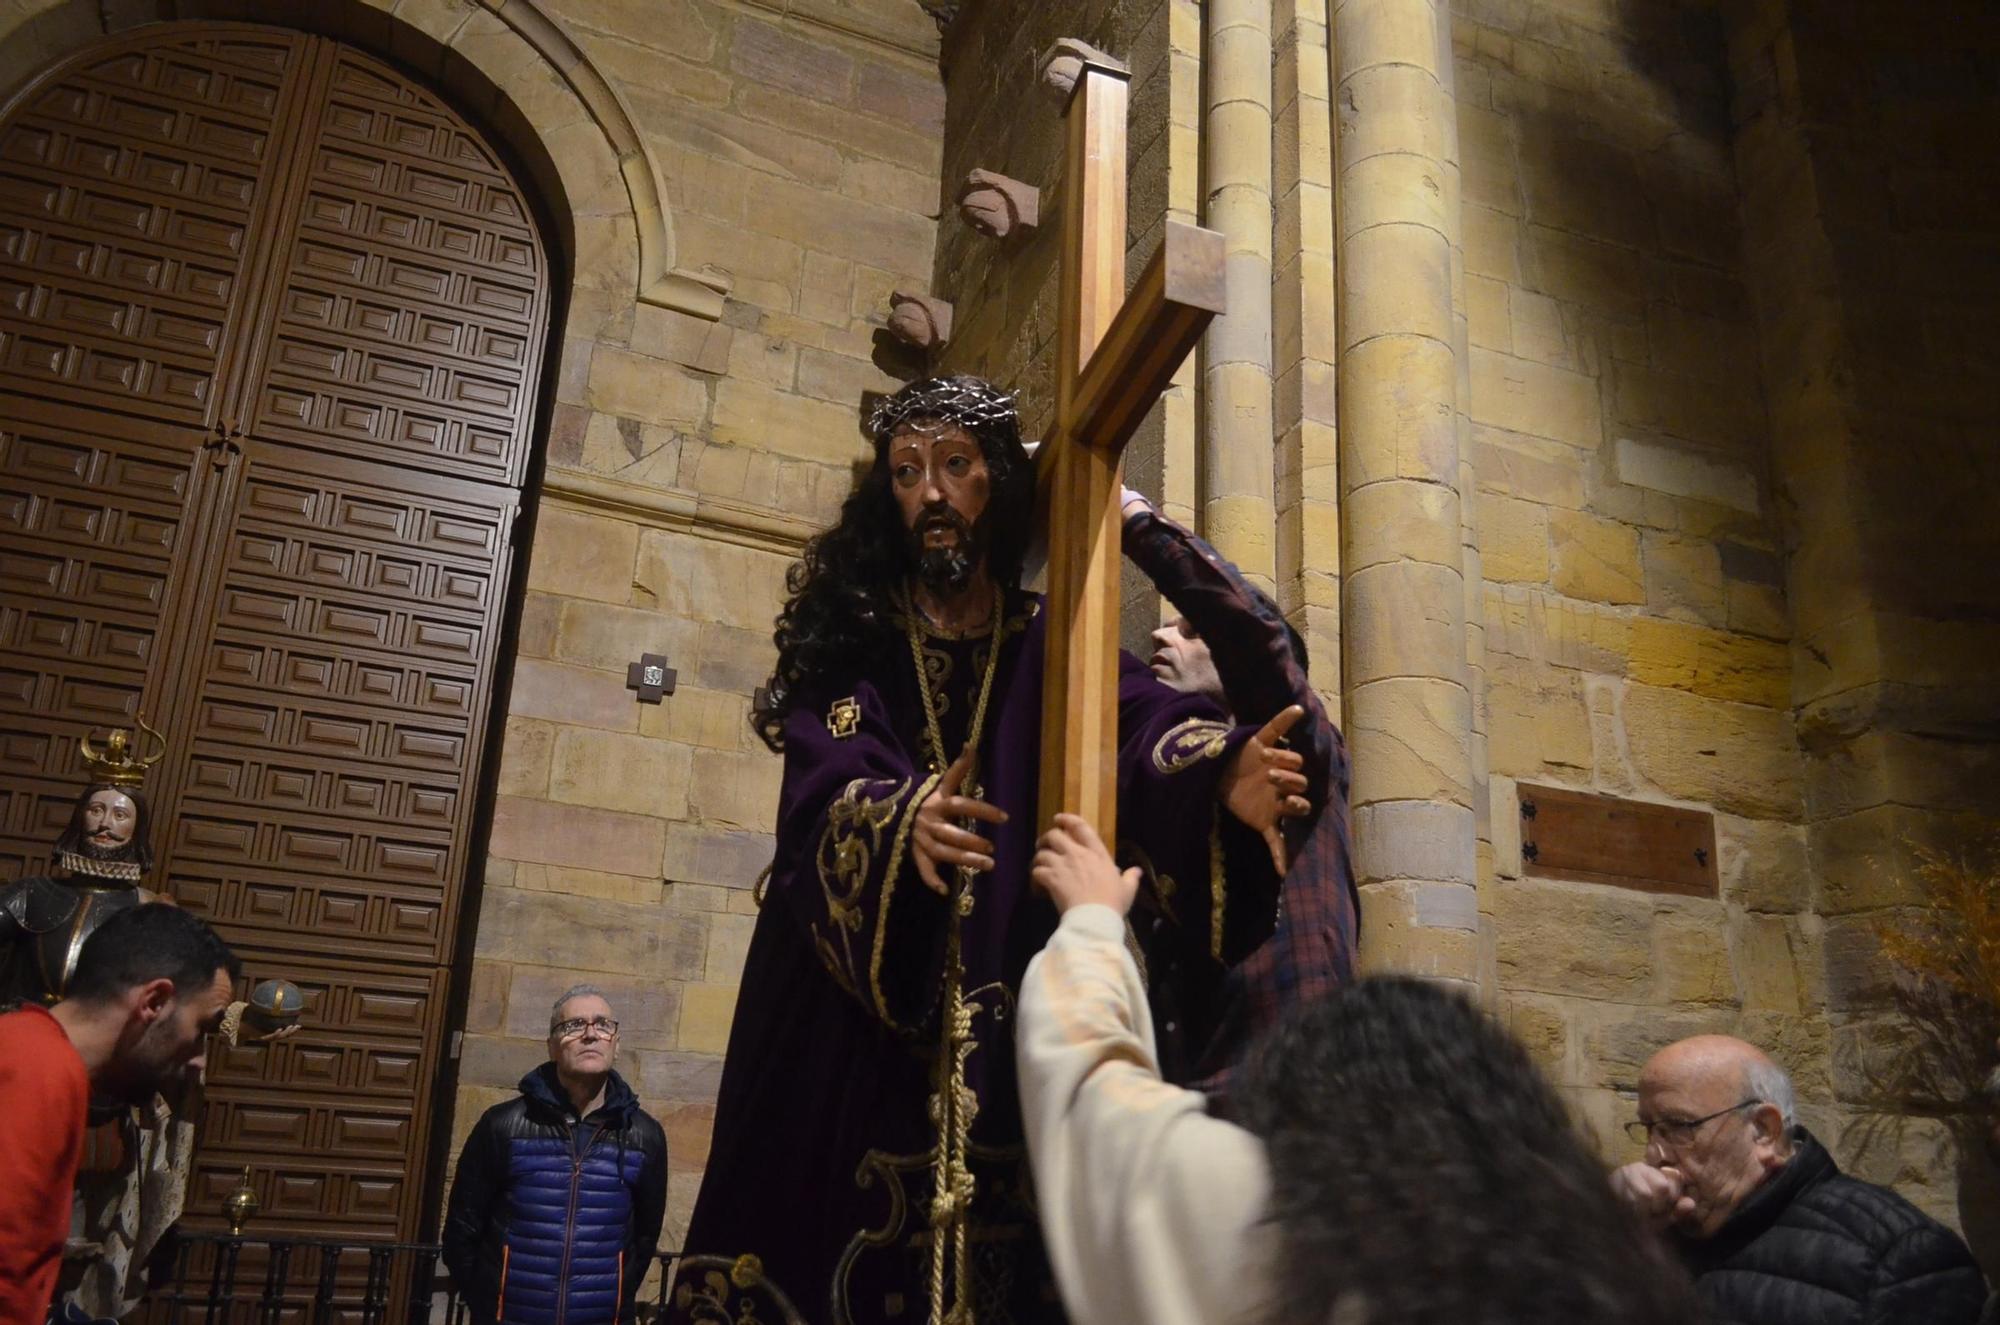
[1236,978,1698,1324]
[750,377,1035,752]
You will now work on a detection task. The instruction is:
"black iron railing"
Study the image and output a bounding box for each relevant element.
[147,1235,718,1325]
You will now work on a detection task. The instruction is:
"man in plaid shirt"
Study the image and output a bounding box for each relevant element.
[1120,491,1360,1107]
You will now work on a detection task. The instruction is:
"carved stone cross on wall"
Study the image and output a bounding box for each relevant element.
[1035,41,1226,842]
[626,653,678,704]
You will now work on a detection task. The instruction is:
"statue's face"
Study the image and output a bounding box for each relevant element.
[82,789,138,851]
[890,422,993,596]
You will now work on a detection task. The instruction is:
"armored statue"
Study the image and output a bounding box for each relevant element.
[0,721,168,1008]
[0,722,300,1320]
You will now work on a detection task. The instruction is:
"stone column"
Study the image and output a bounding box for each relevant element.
[1201,0,1276,585]
[1333,0,1479,983]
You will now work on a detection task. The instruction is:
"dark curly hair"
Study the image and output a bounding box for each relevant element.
[750,376,1035,752]
[1235,977,1698,1325]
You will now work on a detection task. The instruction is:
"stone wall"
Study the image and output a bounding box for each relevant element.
[1726,0,2000,1240]
[450,0,947,1245]
[1449,0,1817,1161]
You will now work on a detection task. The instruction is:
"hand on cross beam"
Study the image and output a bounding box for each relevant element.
[1217,705,1311,874]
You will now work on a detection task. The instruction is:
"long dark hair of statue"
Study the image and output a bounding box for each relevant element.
[1236,977,1698,1325]
[751,376,1034,753]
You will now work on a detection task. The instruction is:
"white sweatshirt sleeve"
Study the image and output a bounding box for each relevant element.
[1016,903,1277,1325]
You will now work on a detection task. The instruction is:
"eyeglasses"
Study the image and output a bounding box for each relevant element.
[1624,1099,1761,1147]
[551,1017,619,1041]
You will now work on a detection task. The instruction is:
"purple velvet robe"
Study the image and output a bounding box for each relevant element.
[670,591,1256,1325]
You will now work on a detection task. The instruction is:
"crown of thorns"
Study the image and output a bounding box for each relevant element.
[868,376,1020,442]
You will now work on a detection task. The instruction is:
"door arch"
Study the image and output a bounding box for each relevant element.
[0,22,555,1239]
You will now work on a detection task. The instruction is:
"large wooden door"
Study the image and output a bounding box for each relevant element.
[0,25,552,1240]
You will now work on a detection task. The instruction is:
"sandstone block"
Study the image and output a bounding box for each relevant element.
[585,346,710,428]
[462,959,509,1036]
[1339,223,1454,351]
[1731,911,1804,1013]
[1468,347,1602,450]
[1463,203,1523,282]
[679,983,739,1054]
[1550,509,1644,605]
[1354,882,1482,981]
[1475,491,1550,583]
[487,795,666,878]
[516,592,561,659]
[1716,815,1811,913]
[1629,619,1789,707]
[710,379,869,465]
[1501,994,1571,1078]
[1485,653,1592,776]
[1509,289,1574,369]
[1344,480,1462,573]
[1611,361,1761,454]
[1519,133,1652,249]
[625,1049,724,1104]
[1483,585,1629,674]
[513,863,664,908]
[1641,530,1727,625]
[473,885,705,979]
[696,622,778,694]
[663,821,775,890]
[1521,222,1645,319]
[686,747,781,832]
[507,659,637,732]
[1812,805,1929,916]
[525,507,639,604]
[641,684,751,751]
[1621,684,1801,819]
[1346,676,1474,807]
[1352,800,1478,886]
[1652,900,1736,1004]
[1580,1005,1734,1092]
[631,305,733,374]
[456,1034,547,1092]
[556,600,701,674]
[705,912,757,984]
[1345,560,1467,686]
[1338,335,1457,487]
[496,718,556,798]
[1494,877,1653,1000]
[729,15,854,106]
[550,727,693,819]
[502,964,685,1052]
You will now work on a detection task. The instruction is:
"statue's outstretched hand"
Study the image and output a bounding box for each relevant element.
[913,749,1009,895]
[1218,705,1311,874]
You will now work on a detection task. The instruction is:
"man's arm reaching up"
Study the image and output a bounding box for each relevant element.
[1017,816,1277,1325]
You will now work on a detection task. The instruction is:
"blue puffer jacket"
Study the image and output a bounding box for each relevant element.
[443,1064,668,1325]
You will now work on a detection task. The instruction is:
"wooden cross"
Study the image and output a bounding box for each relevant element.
[1036,44,1226,843]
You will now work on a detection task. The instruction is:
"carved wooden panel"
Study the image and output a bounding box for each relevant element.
[0,412,206,878]
[0,32,302,429]
[0,24,549,1243]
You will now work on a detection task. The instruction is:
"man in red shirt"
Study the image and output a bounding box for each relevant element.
[0,903,239,1325]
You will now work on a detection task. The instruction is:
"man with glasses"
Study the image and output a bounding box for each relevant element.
[443,986,667,1325]
[1610,1033,1986,1324]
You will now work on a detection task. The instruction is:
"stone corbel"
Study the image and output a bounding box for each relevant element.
[887,292,953,350]
[1039,38,1128,103]
[958,169,1040,239]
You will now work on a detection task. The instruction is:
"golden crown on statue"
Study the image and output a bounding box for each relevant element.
[77,715,167,789]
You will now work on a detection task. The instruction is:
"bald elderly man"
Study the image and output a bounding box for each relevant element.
[1611,1034,1987,1325]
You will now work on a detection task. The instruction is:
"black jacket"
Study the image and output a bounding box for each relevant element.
[1679,1128,1986,1325]
[442,1065,668,1325]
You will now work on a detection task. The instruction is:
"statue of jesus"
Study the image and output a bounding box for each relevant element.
[669,376,1306,1325]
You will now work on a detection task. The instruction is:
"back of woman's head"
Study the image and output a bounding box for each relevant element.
[1236,977,1697,1325]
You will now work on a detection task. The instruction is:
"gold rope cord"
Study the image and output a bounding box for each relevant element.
[902,588,1004,1325]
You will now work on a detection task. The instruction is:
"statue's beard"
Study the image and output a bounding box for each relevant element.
[909,507,987,597]
[74,838,140,864]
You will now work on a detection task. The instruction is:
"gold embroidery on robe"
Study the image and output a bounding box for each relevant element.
[1151,717,1233,774]
[814,776,912,1003]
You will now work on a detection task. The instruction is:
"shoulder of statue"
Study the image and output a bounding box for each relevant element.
[0,876,82,933]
